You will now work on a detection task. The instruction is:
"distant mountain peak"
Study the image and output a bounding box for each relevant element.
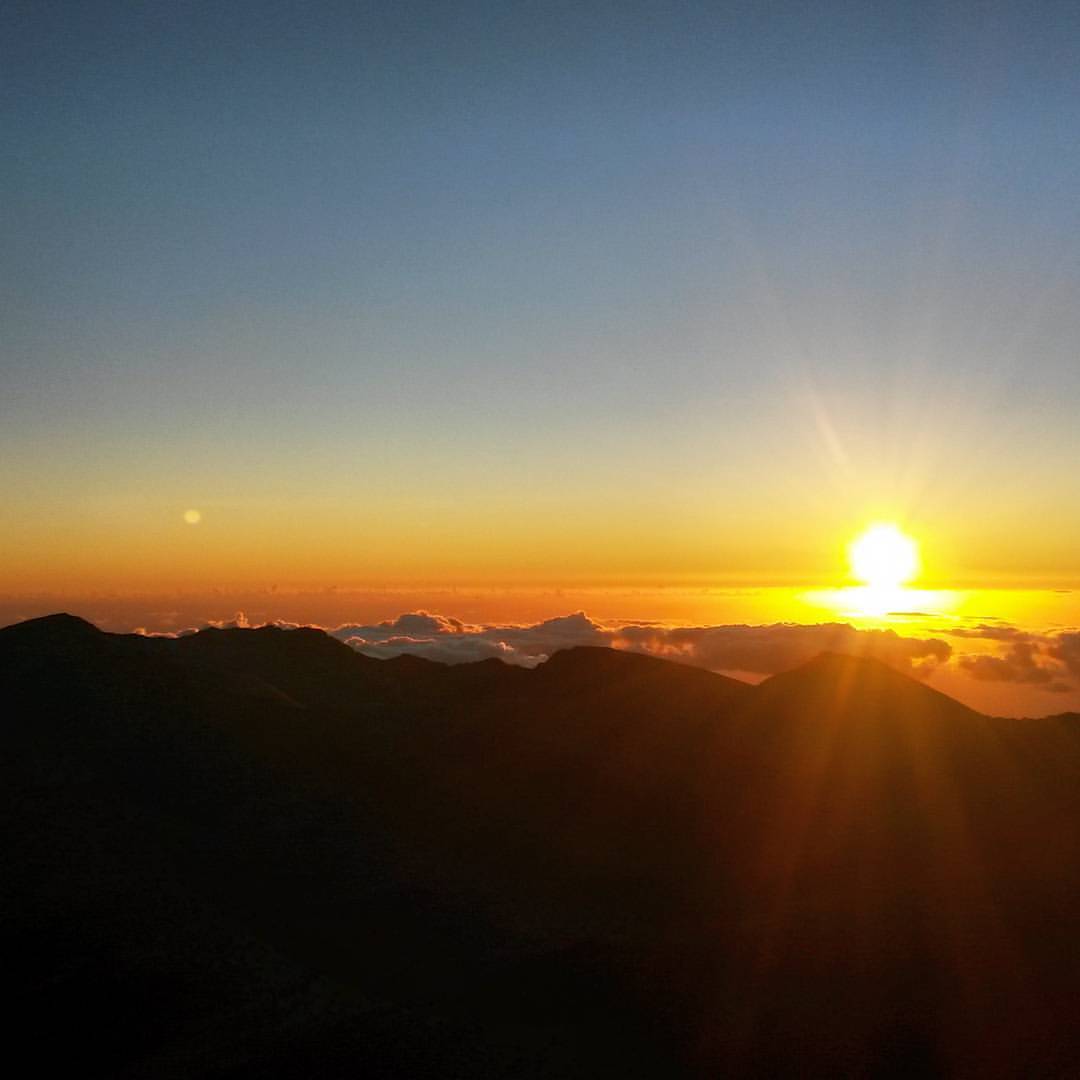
[540,645,678,677]
[792,650,896,674]
[754,648,978,719]
[1,612,102,639]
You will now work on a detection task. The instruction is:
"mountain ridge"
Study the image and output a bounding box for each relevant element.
[6,612,1080,1077]
[0,611,1002,720]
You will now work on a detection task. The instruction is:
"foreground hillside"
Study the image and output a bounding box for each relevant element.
[5,615,1080,1077]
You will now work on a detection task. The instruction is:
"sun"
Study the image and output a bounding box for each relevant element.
[803,521,949,621]
[849,523,919,590]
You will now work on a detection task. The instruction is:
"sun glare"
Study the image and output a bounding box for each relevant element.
[803,521,950,622]
[849,523,919,590]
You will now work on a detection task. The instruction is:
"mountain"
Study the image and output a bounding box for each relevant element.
[5,615,1080,1077]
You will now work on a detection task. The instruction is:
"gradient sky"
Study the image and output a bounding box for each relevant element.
[4,0,1080,606]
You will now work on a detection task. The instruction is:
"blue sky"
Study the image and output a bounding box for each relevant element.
[3,0,1080,594]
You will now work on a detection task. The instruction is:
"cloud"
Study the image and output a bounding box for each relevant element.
[128,609,1077,694]
[958,641,1069,690]
[1050,632,1080,679]
[327,612,950,678]
[333,610,608,666]
[947,624,1078,691]
[946,623,1033,642]
[341,631,522,666]
[611,622,950,678]
[135,611,262,639]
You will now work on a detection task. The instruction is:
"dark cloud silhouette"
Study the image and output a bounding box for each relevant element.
[958,641,1070,690]
[948,624,1079,691]
[947,624,1033,642]
[1051,632,1080,679]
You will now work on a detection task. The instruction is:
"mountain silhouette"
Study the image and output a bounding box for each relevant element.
[5,614,1080,1078]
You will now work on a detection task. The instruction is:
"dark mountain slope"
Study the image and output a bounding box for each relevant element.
[6,615,1080,1077]
[2,617,746,1077]
[668,651,1080,1077]
[753,649,981,718]
[536,644,749,707]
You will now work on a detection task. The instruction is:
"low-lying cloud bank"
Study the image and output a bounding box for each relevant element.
[337,613,1080,692]
[330,611,952,679]
[137,610,1080,694]
[333,612,608,666]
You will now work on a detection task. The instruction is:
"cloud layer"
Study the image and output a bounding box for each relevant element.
[333,612,608,666]
[329,612,951,679]
[136,610,1080,697]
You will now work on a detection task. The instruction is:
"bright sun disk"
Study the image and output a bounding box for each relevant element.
[849,523,919,590]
